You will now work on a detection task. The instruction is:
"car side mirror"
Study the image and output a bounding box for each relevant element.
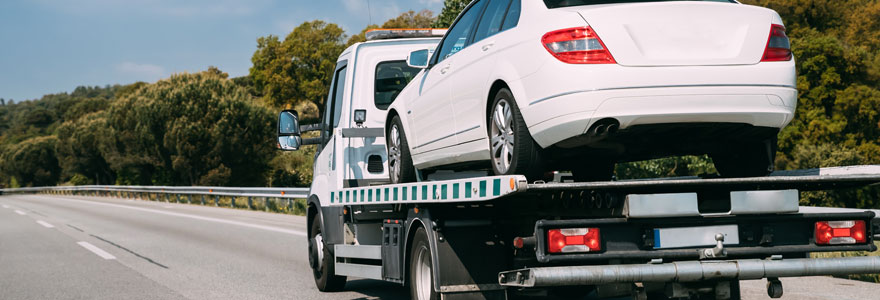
[278,110,303,151]
[407,49,430,69]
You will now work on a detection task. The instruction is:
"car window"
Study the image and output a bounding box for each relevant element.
[543,0,733,8]
[474,0,512,43]
[435,0,487,64]
[501,0,520,31]
[374,60,420,110]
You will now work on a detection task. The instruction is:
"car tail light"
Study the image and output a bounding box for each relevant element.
[762,24,792,62]
[815,220,866,245]
[542,27,616,64]
[547,228,600,253]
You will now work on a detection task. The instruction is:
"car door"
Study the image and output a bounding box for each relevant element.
[408,0,487,155]
[450,0,515,145]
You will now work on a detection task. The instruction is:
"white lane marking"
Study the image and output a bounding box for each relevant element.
[162,206,173,209]
[77,241,116,260]
[36,220,55,228]
[43,197,306,236]
[2,204,9,208]
[14,210,26,215]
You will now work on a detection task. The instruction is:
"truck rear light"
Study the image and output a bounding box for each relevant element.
[815,220,866,245]
[547,228,600,253]
[542,27,616,64]
[761,24,792,62]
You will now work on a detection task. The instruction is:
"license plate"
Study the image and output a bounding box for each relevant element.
[653,225,739,249]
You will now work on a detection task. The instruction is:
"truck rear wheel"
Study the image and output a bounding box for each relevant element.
[409,227,439,300]
[309,215,346,291]
[489,88,543,180]
[388,115,417,184]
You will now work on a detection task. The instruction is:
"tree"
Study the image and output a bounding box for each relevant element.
[433,0,470,28]
[55,112,114,184]
[1,136,61,187]
[100,69,276,186]
[250,20,348,109]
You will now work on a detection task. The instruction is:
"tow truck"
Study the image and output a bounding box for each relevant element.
[276,29,880,300]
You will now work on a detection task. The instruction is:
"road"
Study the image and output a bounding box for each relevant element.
[2,194,879,300]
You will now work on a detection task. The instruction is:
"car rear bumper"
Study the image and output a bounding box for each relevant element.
[521,85,797,148]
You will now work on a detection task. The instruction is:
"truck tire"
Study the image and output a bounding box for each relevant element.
[712,137,777,178]
[409,227,439,300]
[489,88,543,180]
[309,215,346,291]
[388,115,417,184]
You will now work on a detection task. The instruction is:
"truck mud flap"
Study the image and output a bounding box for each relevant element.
[498,256,880,287]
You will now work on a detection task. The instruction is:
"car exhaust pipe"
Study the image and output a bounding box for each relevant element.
[498,256,880,287]
[606,123,619,134]
[592,124,607,135]
[587,119,620,137]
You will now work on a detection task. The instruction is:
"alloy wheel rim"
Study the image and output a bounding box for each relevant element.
[490,99,515,174]
[389,125,402,183]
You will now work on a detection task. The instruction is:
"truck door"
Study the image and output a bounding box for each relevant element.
[313,61,348,206]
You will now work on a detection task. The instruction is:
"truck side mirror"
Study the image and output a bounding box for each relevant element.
[407,49,430,69]
[278,110,303,151]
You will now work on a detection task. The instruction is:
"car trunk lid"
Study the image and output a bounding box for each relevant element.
[568,2,774,66]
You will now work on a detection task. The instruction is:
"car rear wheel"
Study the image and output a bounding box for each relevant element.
[489,88,543,180]
[310,215,346,291]
[388,115,416,184]
[712,137,777,178]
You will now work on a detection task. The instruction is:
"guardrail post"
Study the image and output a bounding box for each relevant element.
[215,195,219,206]
[230,197,235,208]
[247,197,253,210]
[288,198,293,211]
[200,195,205,205]
[164,193,169,203]
[264,197,269,212]
[187,195,192,204]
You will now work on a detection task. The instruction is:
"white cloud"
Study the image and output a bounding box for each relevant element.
[419,0,444,5]
[116,62,166,79]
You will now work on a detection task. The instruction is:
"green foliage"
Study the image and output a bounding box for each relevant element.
[348,10,436,45]
[101,70,276,186]
[1,136,61,187]
[433,0,470,28]
[615,156,717,180]
[250,20,348,109]
[68,174,92,186]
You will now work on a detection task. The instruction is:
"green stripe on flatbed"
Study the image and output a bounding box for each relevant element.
[480,180,487,197]
[493,179,501,196]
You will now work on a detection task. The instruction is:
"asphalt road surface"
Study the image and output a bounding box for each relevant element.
[2,194,879,300]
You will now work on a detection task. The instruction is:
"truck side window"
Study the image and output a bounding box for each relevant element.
[323,64,348,142]
[374,60,419,110]
[434,0,487,64]
[501,0,520,31]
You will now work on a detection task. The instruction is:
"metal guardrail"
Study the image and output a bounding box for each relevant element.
[1,185,310,211]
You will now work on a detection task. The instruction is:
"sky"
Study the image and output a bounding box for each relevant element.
[0,0,444,102]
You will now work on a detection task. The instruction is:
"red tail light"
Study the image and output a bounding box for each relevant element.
[547,228,601,253]
[815,220,867,245]
[542,27,616,64]
[762,24,792,62]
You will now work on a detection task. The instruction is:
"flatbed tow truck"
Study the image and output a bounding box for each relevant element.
[276,30,880,300]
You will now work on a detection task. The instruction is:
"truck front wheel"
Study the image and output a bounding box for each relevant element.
[409,227,439,300]
[310,215,346,291]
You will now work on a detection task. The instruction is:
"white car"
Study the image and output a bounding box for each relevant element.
[385,0,796,183]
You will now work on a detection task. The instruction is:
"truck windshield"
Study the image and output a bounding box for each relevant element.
[374,60,419,110]
[544,0,734,8]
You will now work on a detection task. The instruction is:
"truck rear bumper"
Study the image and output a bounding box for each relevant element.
[498,256,880,287]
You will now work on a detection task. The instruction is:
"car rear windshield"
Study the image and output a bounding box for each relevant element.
[544,0,734,8]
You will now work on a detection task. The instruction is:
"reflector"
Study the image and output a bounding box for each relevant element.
[815,220,867,245]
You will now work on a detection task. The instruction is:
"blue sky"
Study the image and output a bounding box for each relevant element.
[0,0,444,101]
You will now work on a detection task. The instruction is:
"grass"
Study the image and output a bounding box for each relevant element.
[811,241,880,283]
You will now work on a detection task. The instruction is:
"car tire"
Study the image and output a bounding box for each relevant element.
[712,137,777,178]
[387,115,417,184]
[489,88,543,180]
[310,215,346,292]
[409,227,439,300]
